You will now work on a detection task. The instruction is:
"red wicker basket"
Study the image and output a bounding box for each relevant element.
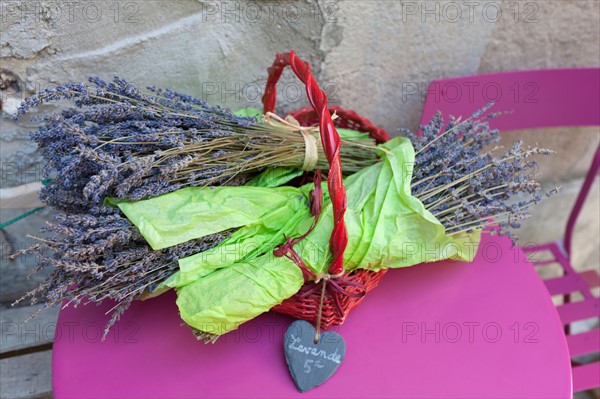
[261,51,392,330]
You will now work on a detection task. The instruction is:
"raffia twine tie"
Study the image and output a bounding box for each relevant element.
[264,111,338,171]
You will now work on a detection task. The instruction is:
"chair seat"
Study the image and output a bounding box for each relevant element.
[580,270,600,289]
[566,329,600,357]
[572,362,600,392]
[525,240,599,395]
[545,274,592,296]
[557,298,600,324]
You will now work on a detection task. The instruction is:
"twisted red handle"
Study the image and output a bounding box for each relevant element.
[262,51,347,275]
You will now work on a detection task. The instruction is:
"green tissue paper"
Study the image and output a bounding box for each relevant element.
[114,136,480,335]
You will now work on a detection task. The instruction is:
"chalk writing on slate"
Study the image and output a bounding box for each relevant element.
[283,320,346,392]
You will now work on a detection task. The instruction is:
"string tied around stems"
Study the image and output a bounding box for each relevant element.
[263,111,338,171]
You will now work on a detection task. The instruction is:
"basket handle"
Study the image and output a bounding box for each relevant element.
[261,51,347,276]
[289,106,391,144]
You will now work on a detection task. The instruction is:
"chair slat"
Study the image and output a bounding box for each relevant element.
[566,329,600,357]
[544,275,589,296]
[522,243,557,254]
[580,269,600,289]
[572,361,600,393]
[556,298,600,324]
[528,259,559,266]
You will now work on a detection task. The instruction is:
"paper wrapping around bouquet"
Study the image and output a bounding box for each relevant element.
[113,137,481,336]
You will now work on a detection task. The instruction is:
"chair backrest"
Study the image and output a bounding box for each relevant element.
[420,68,600,257]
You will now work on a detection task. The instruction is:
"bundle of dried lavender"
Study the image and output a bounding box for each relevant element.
[15,204,232,334]
[407,104,556,240]
[15,77,377,211]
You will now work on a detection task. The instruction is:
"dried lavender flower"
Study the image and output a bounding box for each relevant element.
[404,105,556,240]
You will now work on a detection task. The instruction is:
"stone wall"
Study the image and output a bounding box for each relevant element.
[1,0,599,284]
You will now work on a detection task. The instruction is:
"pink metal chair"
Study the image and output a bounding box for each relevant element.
[420,68,600,394]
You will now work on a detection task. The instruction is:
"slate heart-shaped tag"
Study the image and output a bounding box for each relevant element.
[284,320,346,392]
